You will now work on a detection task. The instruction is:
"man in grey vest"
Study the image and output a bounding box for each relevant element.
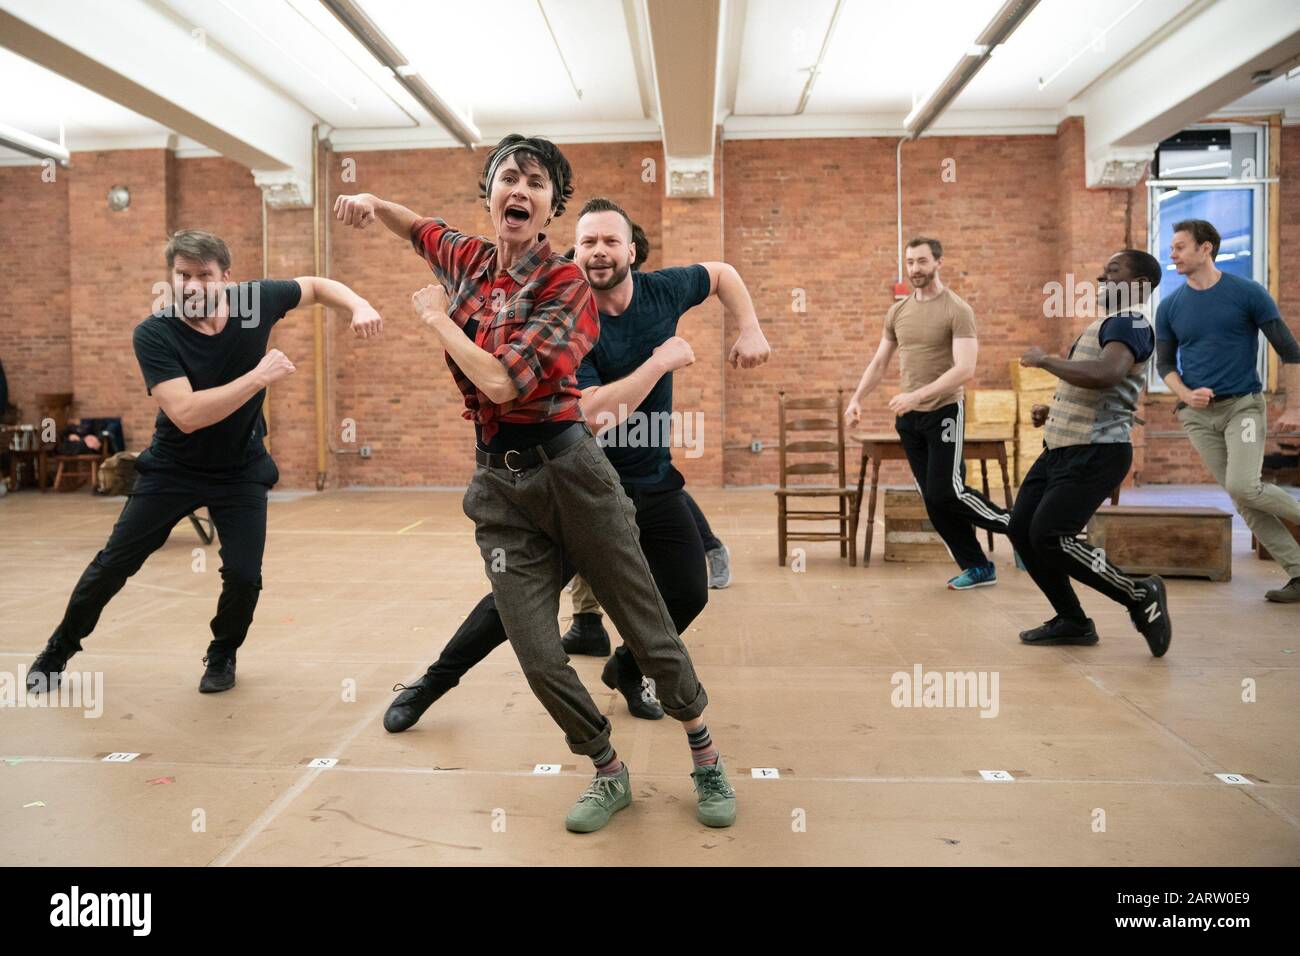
[1009,249,1172,656]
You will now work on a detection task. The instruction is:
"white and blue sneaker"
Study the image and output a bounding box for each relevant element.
[948,564,997,590]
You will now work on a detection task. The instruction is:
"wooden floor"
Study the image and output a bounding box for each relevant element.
[2,484,1298,866]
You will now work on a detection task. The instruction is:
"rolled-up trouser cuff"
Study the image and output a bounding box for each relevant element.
[564,716,613,758]
[661,682,708,723]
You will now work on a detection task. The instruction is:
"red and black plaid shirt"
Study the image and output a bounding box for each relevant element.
[411,217,598,442]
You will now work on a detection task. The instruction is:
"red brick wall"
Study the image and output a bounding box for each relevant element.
[0,164,71,426]
[3,122,1293,489]
[721,132,1062,486]
[66,149,174,451]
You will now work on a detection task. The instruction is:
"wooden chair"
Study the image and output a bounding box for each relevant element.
[775,389,858,566]
[52,432,111,492]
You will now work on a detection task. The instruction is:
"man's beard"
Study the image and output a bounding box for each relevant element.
[909,271,934,288]
[586,262,630,291]
[177,284,222,318]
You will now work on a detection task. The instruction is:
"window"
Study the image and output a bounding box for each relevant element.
[1146,124,1270,392]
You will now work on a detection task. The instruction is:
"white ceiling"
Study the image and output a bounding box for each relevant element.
[1,0,1298,164]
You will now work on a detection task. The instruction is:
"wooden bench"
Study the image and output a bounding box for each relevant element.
[1087,506,1232,582]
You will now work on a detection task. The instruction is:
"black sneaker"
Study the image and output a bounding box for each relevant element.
[601,653,663,720]
[1019,616,1099,646]
[27,638,77,694]
[383,675,443,733]
[198,654,237,694]
[561,613,610,657]
[1128,575,1171,657]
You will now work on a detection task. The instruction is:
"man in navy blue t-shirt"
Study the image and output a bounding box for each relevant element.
[1157,219,1300,604]
[384,196,771,729]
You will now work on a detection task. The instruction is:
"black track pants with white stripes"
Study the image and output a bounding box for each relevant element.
[895,400,1012,571]
[1007,442,1144,622]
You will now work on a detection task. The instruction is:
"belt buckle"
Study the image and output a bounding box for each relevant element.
[503,449,524,474]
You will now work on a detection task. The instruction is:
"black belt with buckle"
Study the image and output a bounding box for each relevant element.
[1206,391,1253,405]
[475,422,588,474]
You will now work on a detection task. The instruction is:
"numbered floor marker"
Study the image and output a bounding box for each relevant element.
[751,768,781,779]
[307,758,339,769]
[532,764,561,775]
[979,770,1014,782]
[102,752,140,763]
[1214,773,1253,785]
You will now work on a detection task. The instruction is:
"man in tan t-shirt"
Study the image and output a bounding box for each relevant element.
[846,236,1010,588]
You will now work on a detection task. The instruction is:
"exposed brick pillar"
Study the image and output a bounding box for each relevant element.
[265,203,319,489]
[67,149,173,452]
[660,131,725,487]
[0,165,72,426]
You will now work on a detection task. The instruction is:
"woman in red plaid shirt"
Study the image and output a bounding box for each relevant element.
[335,135,735,833]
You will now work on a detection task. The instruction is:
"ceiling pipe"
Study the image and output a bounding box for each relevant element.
[319,0,480,147]
[0,121,70,165]
[903,0,1040,140]
[794,0,844,115]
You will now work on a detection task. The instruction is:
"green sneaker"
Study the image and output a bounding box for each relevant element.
[565,766,632,833]
[690,758,737,828]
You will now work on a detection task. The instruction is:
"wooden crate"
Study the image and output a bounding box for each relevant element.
[1017,423,1045,452]
[1015,453,1041,485]
[1009,362,1059,392]
[1254,516,1300,560]
[969,389,1016,425]
[883,488,951,563]
[1087,506,1232,581]
[1016,387,1056,422]
[1016,424,1044,484]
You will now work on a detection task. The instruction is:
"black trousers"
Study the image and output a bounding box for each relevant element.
[682,490,722,552]
[1007,443,1144,622]
[48,453,276,662]
[895,400,1010,570]
[418,468,709,700]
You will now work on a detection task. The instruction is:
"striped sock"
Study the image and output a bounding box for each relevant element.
[687,725,719,767]
[593,744,624,777]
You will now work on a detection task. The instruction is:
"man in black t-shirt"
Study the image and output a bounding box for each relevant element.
[384,196,771,729]
[26,230,382,695]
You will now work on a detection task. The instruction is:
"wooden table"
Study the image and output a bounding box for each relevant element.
[850,431,1014,565]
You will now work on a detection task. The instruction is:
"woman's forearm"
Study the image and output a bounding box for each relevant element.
[427,312,518,403]
[372,196,421,240]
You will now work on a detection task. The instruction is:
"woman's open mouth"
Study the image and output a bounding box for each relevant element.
[504,205,530,226]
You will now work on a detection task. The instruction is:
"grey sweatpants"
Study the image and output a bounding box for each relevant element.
[462,427,708,756]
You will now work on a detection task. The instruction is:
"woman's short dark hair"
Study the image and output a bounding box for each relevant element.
[1172,219,1221,259]
[479,134,575,217]
[165,230,231,271]
[630,221,650,271]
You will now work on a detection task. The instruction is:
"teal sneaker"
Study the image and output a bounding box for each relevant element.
[565,767,632,833]
[690,758,737,828]
[948,564,997,590]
